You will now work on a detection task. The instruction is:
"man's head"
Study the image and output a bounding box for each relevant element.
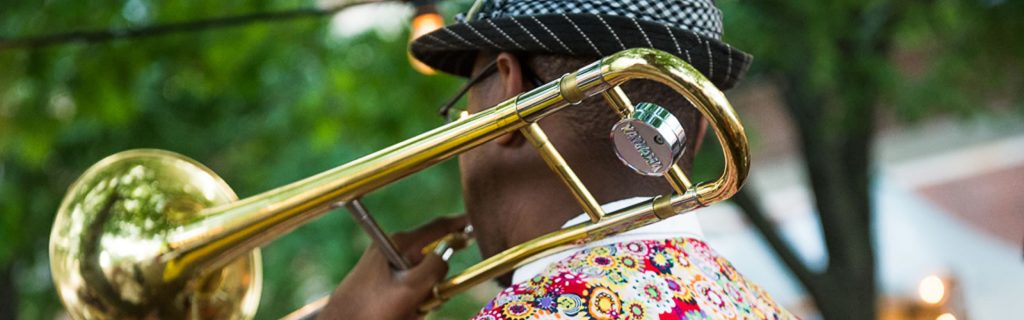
[457,51,709,262]
[409,0,751,281]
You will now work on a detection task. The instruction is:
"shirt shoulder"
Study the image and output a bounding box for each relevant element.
[471,237,795,320]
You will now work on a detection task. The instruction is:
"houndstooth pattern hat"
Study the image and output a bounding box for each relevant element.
[410,0,752,90]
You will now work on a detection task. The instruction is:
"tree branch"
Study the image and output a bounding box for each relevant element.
[731,187,824,297]
[0,0,387,51]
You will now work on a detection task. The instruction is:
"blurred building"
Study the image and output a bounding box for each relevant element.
[697,83,1024,319]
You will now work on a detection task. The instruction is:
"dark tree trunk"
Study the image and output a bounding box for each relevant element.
[734,75,878,319]
[0,263,16,320]
[787,73,878,320]
[725,3,905,318]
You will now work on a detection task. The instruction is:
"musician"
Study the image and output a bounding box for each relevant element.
[320,0,793,319]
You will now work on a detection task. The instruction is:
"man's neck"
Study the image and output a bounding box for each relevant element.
[501,178,664,249]
[501,182,586,248]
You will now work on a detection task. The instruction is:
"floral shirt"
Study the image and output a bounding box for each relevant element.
[472,237,793,320]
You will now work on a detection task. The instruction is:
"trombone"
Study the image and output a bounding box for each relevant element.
[49,47,749,319]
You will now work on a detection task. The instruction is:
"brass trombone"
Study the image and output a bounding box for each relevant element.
[49,47,749,319]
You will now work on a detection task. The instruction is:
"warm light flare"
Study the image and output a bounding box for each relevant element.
[936,313,956,320]
[411,12,444,41]
[918,275,946,304]
[409,12,444,75]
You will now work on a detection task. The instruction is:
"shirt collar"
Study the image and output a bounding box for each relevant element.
[509,197,705,284]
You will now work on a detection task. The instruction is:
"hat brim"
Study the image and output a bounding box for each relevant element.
[410,14,751,90]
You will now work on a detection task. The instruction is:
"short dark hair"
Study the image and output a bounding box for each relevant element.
[524,53,703,181]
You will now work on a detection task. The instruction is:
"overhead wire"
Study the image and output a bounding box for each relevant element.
[0,0,389,51]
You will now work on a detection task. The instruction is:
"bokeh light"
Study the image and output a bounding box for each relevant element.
[919,275,946,304]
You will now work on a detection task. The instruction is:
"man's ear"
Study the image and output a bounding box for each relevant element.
[495,52,525,100]
[494,52,526,147]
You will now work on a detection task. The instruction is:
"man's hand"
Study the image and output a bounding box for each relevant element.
[317,216,469,320]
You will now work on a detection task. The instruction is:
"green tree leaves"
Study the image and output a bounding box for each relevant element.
[0,1,474,318]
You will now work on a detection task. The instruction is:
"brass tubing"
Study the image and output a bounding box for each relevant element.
[516,61,608,122]
[521,123,605,223]
[344,199,410,270]
[664,166,692,195]
[280,297,327,320]
[600,85,634,117]
[594,50,748,205]
[423,48,749,307]
[162,98,556,281]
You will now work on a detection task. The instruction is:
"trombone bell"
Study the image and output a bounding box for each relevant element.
[49,150,262,319]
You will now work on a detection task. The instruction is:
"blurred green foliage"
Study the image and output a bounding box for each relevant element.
[722,0,1023,120]
[0,0,494,318]
[3,0,1022,319]
[717,0,1022,318]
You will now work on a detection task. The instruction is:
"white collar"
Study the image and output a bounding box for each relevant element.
[510,197,705,284]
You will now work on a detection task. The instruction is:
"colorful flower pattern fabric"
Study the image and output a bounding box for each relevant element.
[472,237,793,320]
